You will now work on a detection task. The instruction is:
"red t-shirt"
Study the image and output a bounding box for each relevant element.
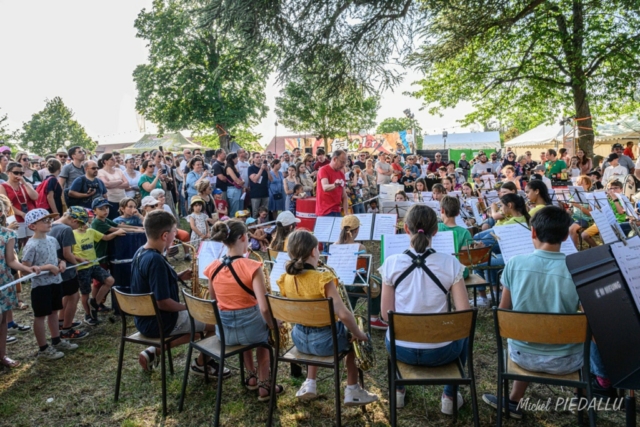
[1,183,36,223]
[215,199,228,213]
[427,161,445,173]
[315,164,345,216]
[313,158,330,171]
[623,147,635,160]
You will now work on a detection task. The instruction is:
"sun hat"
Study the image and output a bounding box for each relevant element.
[190,196,205,206]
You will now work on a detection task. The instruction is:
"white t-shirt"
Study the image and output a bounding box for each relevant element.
[378,248,463,349]
[602,164,627,185]
[237,160,250,188]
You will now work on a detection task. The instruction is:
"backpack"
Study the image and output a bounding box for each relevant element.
[36,175,57,210]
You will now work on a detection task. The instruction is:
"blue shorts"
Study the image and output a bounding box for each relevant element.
[292,322,350,357]
[77,265,111,295]
[215,305,269,346]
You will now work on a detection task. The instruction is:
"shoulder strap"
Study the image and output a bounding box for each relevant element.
[210,255,255,298]
[393,249,448,295]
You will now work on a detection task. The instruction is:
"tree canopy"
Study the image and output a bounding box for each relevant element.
[194,128,264,153]
[18,97,95,155]
[0,109,15,149]
[133,0,274,151]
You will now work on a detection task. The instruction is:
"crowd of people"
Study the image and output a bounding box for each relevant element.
[0,140,636,420]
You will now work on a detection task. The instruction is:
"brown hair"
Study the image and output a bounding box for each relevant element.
[404,205,438,253]
[118,197,137,214]
[338,225,359,244]
[440,196,461,218]
[47,158,62,174]
[575,175,592,190]
[143,210,177,240]
[195,179,211,193]
[284,230,318,275]
[211,219,247,246]
[270,222,295,252]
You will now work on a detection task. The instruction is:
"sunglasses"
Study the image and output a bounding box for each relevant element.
[20,158,30,162]
[88,167,98,170]
[58,155,68,158]
[10,171,24,175]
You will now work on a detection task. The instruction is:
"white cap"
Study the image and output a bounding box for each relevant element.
[141,196,159,208]
[276,211,301,227]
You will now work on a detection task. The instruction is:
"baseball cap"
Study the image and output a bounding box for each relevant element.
[607,153,619,162]
[213,188,223,195]
[68,206,89,224]
[276,211,301,227]
[235,210,250,218]
[341,215,360,230]
[25,208,58,226]
[141,196,160,208]
[533,165,546,172]
[612,143,624,149]
[0,146,11,153]
[91,198,110,210]
[246,217,257,225]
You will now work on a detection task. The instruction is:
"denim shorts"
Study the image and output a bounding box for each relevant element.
[215,305,269,346]
[508,343,583,375]
[77,265,110,295]
[292,322,350,357]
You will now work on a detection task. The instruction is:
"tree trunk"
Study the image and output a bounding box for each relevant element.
[217,124,231,152]
[572,84,595,158]
[323,134,329,153]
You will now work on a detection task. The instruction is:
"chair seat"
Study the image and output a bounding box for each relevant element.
[465,273,489,287]
[196,335,248,357]
[397,361,463,380]
[282,346,342,364]
[506,348,580,381]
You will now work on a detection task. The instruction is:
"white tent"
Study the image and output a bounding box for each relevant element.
[504,123,573,148]
[422,131,501,150]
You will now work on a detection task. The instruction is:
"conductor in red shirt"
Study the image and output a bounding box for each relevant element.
[315,150,349,217]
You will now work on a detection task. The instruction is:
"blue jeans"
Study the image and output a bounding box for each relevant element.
[386,337,468,397]
[325,211,342,217]
[352,203,365,214]
[292,322,350,356]
[473,228,500,254]
[590,341,608,379]
[474,253,503,290]
[227,186,243,218]
[215,305,269,346]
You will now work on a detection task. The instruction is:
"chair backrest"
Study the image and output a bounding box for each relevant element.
[114,288,157,317]
[267,295,333,327]
[182,290,218,326]
[495,309,587,345]
[456,246,492,267]
[389,310,476,344]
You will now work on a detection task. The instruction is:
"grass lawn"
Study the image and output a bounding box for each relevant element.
[0,241,630,426]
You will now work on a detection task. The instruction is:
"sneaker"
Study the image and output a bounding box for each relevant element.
[441,392,464,415]
[344,384,379,407]
[590,376,618,398]
[98,304,112,313]
[7,323,31,334]
[469,296,489,307]
[295,379,318,400]
[89,298,99,320]
[37,345,65,361]
[482,393,523,419]
[190,358,232,379]
[370,318,388,330]
[60,329,89,340]
[54,339,78,351]
[59,321,81,329]
[139,348,158,372]
[83,315,99,326]
[184,253,192,261]
[395,388,406,408]
[6,336,17,345]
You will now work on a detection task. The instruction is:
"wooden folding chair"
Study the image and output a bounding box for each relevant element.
[456,246,498,306]
[387,309,479,426]
[178,290,275,427]
[493,308,596,427]
[113,287,182,416]
[266,294,364,427]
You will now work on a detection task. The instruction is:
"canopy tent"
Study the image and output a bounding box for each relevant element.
[120,132,200,153]
[422,131,501,150]
[504,123,574,149]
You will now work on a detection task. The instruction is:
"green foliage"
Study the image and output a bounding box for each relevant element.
[275,71,380,150]
[18,97,95,155]
[409,0,640,155]
[376,116,423,148]
[0,108,16,149]
[133,0,273,151]
[194,128,264,153]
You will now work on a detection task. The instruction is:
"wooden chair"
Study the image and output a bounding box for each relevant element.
[387,309,479,426]
[492,308,596,427]
[266,294,364,427]
[113,287,183,416]
[267,249,280,262]
[456,246,498,307]
[178,290,275,427]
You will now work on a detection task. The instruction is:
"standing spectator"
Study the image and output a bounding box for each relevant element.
[488,152,502,175]
[458,153,470,180]
[151,150,177,217]
[185,157,209,206]
[0,154,9,182]
[544,149,567,179]
[316,150,349,217]
[558,147,571,164]
[576,149,592,175]
[501,151,517,169]
[602,154,627,185]
[194,180,217,225]
[280,151,292,174]
[55,148,69,168]
[225,152,245,218]
[16,152,42,188]
[390,155,403,178]
[211,149,229,201]
[297,162,314,196]
[139,159,163,200]
[363,159,378,202]
[302,154,315,175]
[248,153,271,218]
[602,143,635,174]
[123,155,142,200]
[237,149,251,208]
[0,147,12,162]
[427,152,446,173]
[41,159,63,215]
[268,159,285,218]
[624,141,635,160]
[0,162,38,243]
[38,155,56,181]
[283,165,301,212]
[97,153,128,219]
[375,153,392,185]
[354,152,367,170]
[177,149,193,216]
[58,146,86,191]
[312,148,330,178]
[67,161,107,209]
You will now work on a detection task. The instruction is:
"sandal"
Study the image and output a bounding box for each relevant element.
[244,370,259,391]
[1,356,21,368]
[258,380,285,402]
[17,301,29,310]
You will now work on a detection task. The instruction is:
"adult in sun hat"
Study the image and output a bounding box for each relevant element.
[269,210,300,252]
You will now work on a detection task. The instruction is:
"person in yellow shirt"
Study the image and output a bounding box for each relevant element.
[276,230,378,407]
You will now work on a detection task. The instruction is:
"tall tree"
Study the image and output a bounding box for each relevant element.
[133,0,273,152]
[275,71,379,151]
[409,0,640,156]
[376,117,423,149]
[194,128,264,153]
[19,97,95,155]
[0,108,16,149]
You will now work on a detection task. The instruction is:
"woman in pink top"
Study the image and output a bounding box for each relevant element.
[97,153,128,219]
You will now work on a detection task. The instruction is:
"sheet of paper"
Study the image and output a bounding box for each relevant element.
[326,244,360,285]
[314,216,337,242]
[329,219,342,243]
[240,192,246,201]
[611,236,640,314]
[421,191,433,202]
[468,198,484,225]
[616,193,639,220]
[379,183,404,200]
[372,214,398,240]
[381,234,410,260]
[481,175,496,188]
[560,239,578,257]
[589,207,622,244]
[424,200,442,220]
[585,191,608,208]
[381,200,414,218]
[455,215,468,228]
[449,191,462,199]
[268,251,291,293]
[197,241,228,280]
[432,231,456,255]
[493,224,535,264]
[208,175,217,186]
[353,214,373,240]
[6,215,16,225]
[568,186,586,204]
[484,190,499,206]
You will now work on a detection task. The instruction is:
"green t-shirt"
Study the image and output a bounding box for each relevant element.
[438,223,472,279]
[544,159,567,178]
[138,174,162,198]
[91,217,118,259]
[609,199,627,223]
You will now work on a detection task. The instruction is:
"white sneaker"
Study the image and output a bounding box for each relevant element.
[395,389,406,408]
[54,339,78,351]
[295,379,317,400]
[441,392,464,415]
[344,384,379,407]
[37,345,64,361]
[469,296,489,307]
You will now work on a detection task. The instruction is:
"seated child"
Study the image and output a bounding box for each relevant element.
[438,196,472,279]
[247,217,269,252]
[114,197,144,227]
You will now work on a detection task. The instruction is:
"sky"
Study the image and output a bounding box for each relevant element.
[0,0,473,148]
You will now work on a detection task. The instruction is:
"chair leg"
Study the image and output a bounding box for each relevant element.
[453,386,458,422]
[166,343,174,375]
[577,387,584,426]
[178,344,194,412]
[114,338,126,402]
[161,344,168,417]
[239,353,246,388]
[213,357,225,427]
[496,375,503,427]
[389,359,396,427]
[335,361,342,427]
[469,380,480,427]
[266,346,276,427]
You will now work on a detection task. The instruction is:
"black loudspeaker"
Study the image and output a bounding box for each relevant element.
[305,147,312,154]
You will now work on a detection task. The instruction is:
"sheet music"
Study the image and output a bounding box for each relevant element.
[568,186,586,204]
[379,183,404,200]
[468,198,484,225]
[555,189,571,203]
[455,215,468,228]
[197,241,228,280]
[421,192,433,201]
[585,191,608,208]
[616,193,639,220]
[314,216,337,242]
[329,219,342,243]
[611,236,640,313]
[589,207,622,244]
[381,201,414,218]
[449,191,462,199]
[353,214,373,240]
[381,234,410,259]
[432,231,456,255]
[560,239,578,256]
[269,251,291,293]
[424,201,441,218]
[372,214,398,240]
[493,225,535,264]
[484,190,499,205]
[481,175,496,188]
[326,244,360,285]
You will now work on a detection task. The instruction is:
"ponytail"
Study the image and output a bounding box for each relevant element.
[404,205,438,253]
[500,193,531,226]
[337,226,353,244]
[284,230,318,275]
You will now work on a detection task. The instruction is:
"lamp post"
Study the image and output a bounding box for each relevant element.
[403,109,416,154]
[274,120,278,156]
[442,130,448,152]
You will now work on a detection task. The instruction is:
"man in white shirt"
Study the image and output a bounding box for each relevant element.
[602,153,627,185]
[236,148,251,189]
[471,153,493,177]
